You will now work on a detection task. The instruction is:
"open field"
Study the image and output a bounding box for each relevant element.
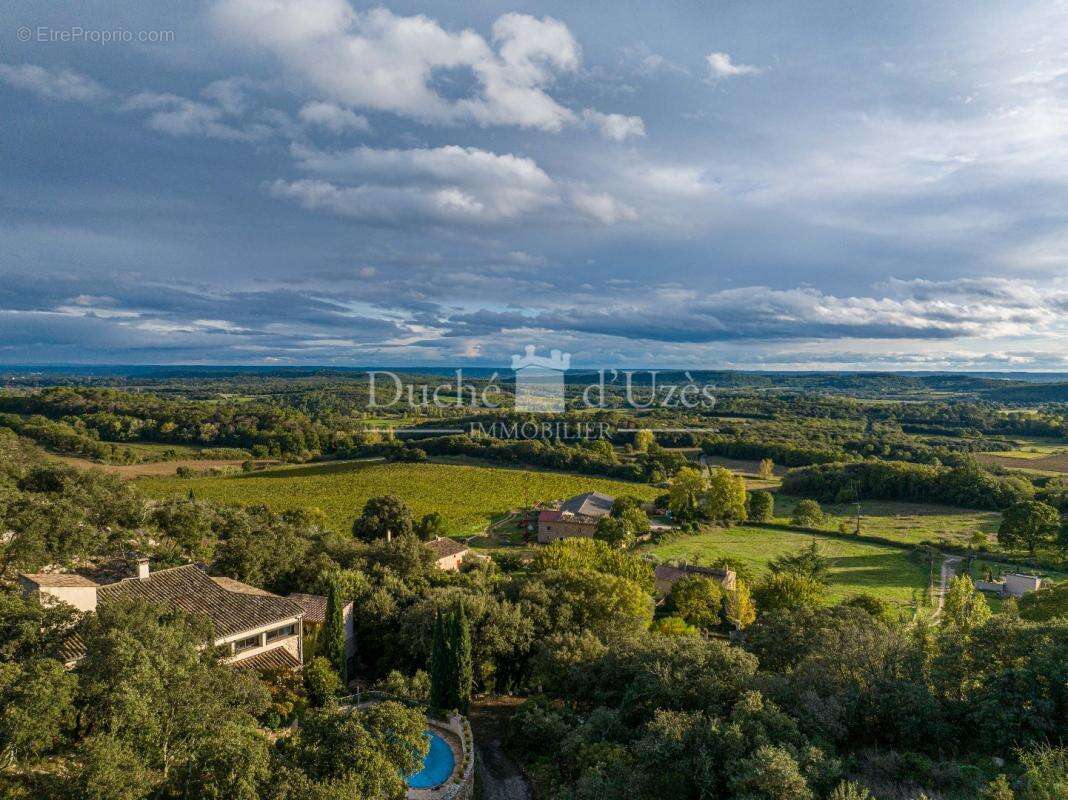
[49,454,263,478]
[137,460,658,536]
[769,495,1001,549]
[975,452,1068,473]
[972,435,1068,473]
[88,440,210,457]
[644,525,932,606]
[695,458,994,550]
[699,454,784,490]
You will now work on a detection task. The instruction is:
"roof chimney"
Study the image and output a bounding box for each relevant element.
[130,554,150,580]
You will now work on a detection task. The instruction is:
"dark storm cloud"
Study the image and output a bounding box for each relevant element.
[2,0,1068,366]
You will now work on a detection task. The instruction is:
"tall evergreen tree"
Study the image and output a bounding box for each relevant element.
[428,605,473,713]
[323,580,347,687]
[428,609,451,711]
[452,603,473,714]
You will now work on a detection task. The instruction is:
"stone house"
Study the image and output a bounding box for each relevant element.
[653,563,737,596]
[537,491,614,543]
[19,557,305,671]
[287,592,357,676]
[425,536,470,571]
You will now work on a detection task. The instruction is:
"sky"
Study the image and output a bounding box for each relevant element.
[3,0,1068,370]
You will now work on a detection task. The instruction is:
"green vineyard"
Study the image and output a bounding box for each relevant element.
[138,459,659,535]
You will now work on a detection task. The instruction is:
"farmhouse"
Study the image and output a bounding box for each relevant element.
[19,556,305,670]
[653,562,737,595]
[424,536,470,571]
[537,491,615,543]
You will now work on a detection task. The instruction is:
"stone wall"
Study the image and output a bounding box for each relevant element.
[434,712,475,800]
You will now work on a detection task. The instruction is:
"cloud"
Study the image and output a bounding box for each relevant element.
[440,278,1068,344]
[582,108,646,141]
[570,190,638,224]
[299,101,370,133]
[633,165,709,196]
[123,92,268,141]
[211,0,602,132]
[279,143,559,222]
[705,52,762,80]
[0,63,109,103]
[201,77,256,114]
[5,267,1068,366]
[273,142,635,226]
[1,63,286,142]
[738,348,1068,370]
[267,178,493,224]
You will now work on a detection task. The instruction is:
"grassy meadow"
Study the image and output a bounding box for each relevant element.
[769,495,1001,549]
[645,524,933,606]
[137,459,658,536]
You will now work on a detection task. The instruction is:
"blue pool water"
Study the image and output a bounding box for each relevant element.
[405,731,456,789]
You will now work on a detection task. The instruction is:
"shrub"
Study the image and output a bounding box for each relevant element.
[791,499,824,527]
[303,656,341,707]
[748,490,774,522]
[753,572,826,614]
[650,616,700,637]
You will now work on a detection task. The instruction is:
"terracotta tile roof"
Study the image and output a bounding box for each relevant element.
[211,576,276,596]
[20,573,99,587]
[287,593,328,624]
[58,632,87,665]
[425,537,469,560]
[98,565,303,639]
[232,645,301,672]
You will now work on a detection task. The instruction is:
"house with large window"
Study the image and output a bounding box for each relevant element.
[19,557,305,671]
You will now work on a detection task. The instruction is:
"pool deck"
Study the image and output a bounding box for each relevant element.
[408,722,463,799]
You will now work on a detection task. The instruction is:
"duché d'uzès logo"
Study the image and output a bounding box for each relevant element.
[510,345,571,414]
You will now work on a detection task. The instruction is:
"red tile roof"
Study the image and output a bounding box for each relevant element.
[20,573,99,587]
[97,565,303,638]
[425,537,469,560]
[233,645,301,672]
[211,576,276,597]
[287,592,328,625]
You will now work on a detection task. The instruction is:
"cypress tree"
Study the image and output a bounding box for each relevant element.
[452,603,473,714]
[324,580,347,687]
[428,609,452,711]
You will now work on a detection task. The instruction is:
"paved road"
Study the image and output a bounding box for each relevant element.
[468,699,532,800]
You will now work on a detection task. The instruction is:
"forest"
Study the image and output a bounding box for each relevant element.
[1,419,1067,799]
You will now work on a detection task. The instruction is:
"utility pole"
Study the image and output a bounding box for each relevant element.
[850,482,861,535]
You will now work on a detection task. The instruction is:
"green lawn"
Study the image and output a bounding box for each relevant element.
[137,460,657,536]
[645,525,932,607]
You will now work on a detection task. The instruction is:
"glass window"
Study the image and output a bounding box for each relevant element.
[266,624,296,643]
[233,634,262,653]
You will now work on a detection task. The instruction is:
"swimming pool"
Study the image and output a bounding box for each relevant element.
[405,730,456,789]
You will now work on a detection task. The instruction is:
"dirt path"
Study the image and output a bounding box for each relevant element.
[468,698,532,800]
[933,555,962,618]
